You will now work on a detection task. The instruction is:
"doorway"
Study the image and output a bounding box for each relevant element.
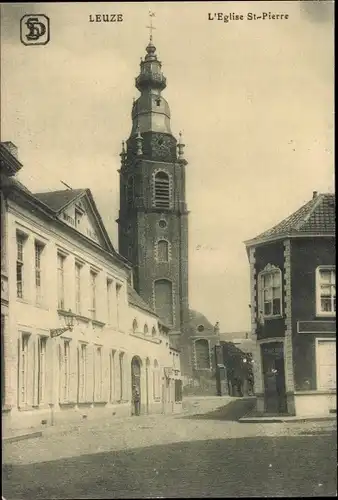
[131,356,141,416]
[261,342,287,414]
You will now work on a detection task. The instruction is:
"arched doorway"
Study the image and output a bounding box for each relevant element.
[131,356,142,416]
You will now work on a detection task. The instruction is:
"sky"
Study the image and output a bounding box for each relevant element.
[1,1,334,332]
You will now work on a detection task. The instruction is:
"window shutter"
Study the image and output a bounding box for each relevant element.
[123,352,130,401]
[76,345,80,403]
[69,341,77,402]
[58,342,64,403]
[86,345,94,403]
[109,351,116,403]
[45,338,53,405]
[28,336,36,407]
[17,337,22,407]
[102,349,110,402]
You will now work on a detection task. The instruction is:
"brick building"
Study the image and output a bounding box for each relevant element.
[117,37,220,390]
[245,191,336,417]
[1,141,182,433]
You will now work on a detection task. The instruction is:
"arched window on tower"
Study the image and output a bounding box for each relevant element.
[194,339,210,370]
[132,319,138,333]
[154,171,170,209]
[127,176,134,207]
[154,279,173,326]
[157,240,169,262]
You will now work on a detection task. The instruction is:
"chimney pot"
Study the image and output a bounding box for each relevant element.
[313,191,318,199]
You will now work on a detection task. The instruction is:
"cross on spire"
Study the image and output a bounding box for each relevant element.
[146,10,156,42]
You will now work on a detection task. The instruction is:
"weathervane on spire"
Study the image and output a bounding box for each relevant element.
[147,10,156,42]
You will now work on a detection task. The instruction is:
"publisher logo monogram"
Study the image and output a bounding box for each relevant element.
[20,15,50,46]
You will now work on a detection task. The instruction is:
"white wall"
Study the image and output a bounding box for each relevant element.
[4,199,182,430]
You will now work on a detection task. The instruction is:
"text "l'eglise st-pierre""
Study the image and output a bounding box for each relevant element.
[208,12,289,22]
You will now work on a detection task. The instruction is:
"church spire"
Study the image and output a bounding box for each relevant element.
[130,13,171,137]
[147,10,156,43]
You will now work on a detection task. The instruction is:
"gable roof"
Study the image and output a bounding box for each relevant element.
[34,189,85,212]
[245,192,335,247]
[33,188,119,255]
[127,285,157,316]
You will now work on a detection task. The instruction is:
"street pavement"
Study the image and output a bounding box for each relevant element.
[2,398,337,498]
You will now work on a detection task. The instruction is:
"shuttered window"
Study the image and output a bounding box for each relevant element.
[154,172,170,209]
[37,337,47,405]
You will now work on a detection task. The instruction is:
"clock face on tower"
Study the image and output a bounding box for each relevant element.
[151,134,173,159]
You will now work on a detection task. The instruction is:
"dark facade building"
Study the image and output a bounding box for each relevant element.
[117,37,220,388]
[245,191,336,416]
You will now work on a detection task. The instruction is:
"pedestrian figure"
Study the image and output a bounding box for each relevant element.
[133,385,140,416]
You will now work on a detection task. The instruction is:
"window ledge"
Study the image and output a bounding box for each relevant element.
[295,389,336,395]
[315,313,336,319]
[59,401,77,408]
[35,303,49,311]
[18,405,34,411]
[32,404,50,410]
[262,315,283,321]
[16,298,30,305]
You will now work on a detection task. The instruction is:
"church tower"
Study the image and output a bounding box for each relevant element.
[117,33,190,349]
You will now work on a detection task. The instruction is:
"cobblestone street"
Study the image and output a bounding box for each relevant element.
[3,398,337,498]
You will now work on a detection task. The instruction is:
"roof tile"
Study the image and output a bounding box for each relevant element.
[246,193,335,245]
[33,189,85,212]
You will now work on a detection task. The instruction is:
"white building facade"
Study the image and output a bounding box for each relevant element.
[1,142,182,433]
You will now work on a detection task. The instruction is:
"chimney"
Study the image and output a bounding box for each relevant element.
[313,191,318,199]
[2,141,18,159]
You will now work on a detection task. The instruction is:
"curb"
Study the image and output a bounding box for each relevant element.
[3,431,43,444]
[238,415,337,424]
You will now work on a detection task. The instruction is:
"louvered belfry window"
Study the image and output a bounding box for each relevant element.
[154,172,170,209]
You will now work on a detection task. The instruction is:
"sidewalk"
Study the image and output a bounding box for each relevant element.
[239,414,337,423]
[3,395,235,444]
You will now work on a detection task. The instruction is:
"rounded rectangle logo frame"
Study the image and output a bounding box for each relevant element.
[20,14,50,46]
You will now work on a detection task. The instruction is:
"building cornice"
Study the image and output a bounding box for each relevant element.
[0,145,23,176]
[245,232,335,249]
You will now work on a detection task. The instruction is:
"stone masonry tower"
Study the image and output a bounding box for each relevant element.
[117,34,190,354]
